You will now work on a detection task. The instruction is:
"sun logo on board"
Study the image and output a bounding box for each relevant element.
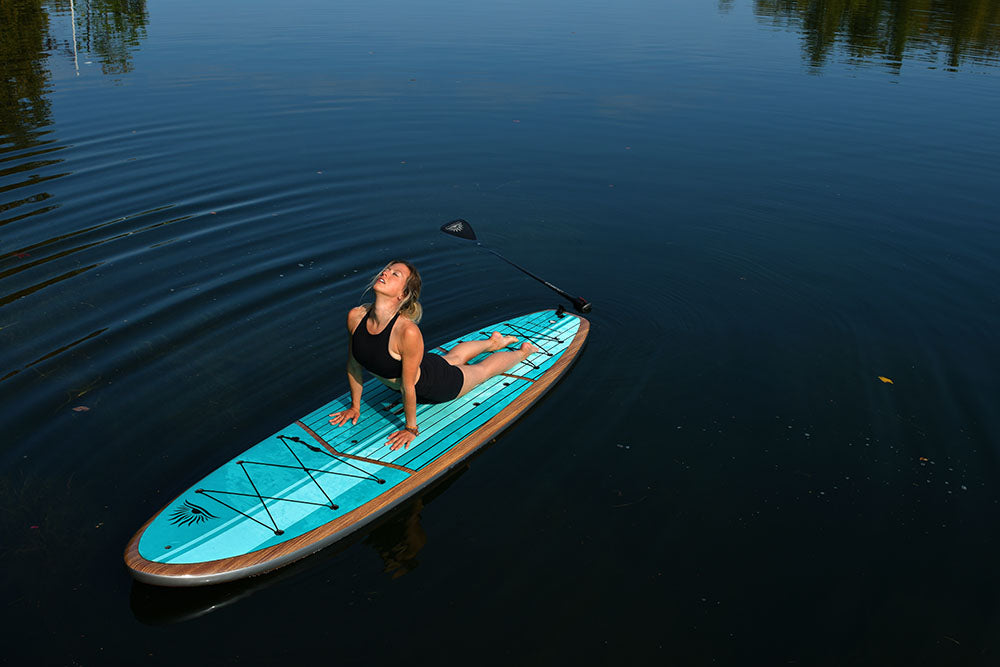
[167,500,219,527]
[444,221,465,233]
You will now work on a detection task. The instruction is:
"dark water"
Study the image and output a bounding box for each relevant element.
[2,0,999,663]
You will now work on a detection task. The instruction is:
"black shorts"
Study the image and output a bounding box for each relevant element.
[415,352,464,404]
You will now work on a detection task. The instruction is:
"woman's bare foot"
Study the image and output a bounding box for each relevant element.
[488,331,519,351]
[519,342,538,357]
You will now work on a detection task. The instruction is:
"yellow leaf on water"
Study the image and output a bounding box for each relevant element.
[878,376,894,384]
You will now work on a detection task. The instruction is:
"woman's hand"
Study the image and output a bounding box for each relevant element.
[386,428,417,451]
[329,406,360,426]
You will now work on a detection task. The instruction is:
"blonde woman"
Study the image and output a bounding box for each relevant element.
[329,260,536,450]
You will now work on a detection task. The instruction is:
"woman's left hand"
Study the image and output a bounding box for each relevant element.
[386,429,417,451]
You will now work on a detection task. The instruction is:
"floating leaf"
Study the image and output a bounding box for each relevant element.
[72,406,90,412]
[878,376,893,384]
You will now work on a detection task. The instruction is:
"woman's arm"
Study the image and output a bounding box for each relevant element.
[386,323,423,450]
[330,307,367,426]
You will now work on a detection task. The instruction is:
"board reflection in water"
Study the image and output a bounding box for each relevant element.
[129,464,467,625]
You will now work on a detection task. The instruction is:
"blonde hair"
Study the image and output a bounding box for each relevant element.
[362,259,423,323]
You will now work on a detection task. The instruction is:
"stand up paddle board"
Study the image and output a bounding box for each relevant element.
[125,308,588,586]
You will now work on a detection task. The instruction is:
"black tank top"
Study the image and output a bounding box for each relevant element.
[351,309,403,378]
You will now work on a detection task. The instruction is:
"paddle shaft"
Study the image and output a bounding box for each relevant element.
[440,218,591,314]
[482,246,591,314]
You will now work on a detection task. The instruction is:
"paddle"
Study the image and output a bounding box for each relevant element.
[440,219,592,314]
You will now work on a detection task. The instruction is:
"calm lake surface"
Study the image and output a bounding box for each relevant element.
[2,0,999,663]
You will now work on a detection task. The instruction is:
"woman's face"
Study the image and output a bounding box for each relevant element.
[373,262,411,301]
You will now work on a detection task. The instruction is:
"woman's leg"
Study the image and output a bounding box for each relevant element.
[455,343,537,397]
[442,331,518,365]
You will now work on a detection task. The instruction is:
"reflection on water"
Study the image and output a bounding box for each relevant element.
[127,466,466,625]
[752,0,1000,70]
[0,0,147,232]
[364,497,429,579]
[0,0,53,150]
[125,503,425,625]
[359,461,474,580]
[48,0,149,76]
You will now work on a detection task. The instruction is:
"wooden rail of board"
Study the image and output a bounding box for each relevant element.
[124,315,588,584]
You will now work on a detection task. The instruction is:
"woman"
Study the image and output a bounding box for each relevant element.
[328,260,536,451]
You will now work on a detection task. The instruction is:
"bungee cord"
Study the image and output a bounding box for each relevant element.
[190,434,390,535]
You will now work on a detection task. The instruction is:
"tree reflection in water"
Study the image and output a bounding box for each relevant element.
[48,0,148,76]
[752,0,1000,71]
[0,0,53,150]
[0,0,147,229]
[1,0,147,147]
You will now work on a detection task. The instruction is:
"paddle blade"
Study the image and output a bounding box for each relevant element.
[441,219,477,241]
